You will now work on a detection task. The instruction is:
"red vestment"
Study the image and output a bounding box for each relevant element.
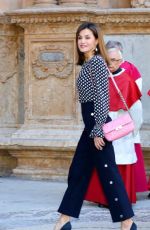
[121,62,148,192]
[120,61,141,81]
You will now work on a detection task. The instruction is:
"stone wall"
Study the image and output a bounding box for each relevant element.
[0,1,150,180]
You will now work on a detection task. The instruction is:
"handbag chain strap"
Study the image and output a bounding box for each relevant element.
[108,69,130,113]
[90,64,132,117]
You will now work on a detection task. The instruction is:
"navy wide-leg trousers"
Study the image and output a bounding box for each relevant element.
[58,102,134,222]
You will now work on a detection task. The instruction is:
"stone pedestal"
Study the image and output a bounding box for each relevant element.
[10,149,73,180]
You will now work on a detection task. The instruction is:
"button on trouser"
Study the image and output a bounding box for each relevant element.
[58,129,134,222]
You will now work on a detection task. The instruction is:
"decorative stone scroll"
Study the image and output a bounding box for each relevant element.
[131,0,150,7]
[32,44,73,79]
[8,12,150,25]
[27,39,75,120]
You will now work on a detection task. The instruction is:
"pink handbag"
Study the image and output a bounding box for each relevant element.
[102,71,134,141]
[102,113,134,141]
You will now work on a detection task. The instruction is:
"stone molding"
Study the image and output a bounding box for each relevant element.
[0,125,149,150]
[6,9,150,25]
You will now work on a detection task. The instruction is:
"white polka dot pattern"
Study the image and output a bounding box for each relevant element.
[77,55,109,138]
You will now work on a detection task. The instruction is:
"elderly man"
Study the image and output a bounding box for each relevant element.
[106,41,148,194]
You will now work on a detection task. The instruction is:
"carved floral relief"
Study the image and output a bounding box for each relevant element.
[32,44,73,79]
[27,40,75,121]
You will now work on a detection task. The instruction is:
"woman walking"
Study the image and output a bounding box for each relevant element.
[53,22,137,230]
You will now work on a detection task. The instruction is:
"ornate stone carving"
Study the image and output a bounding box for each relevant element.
[32,44,73,79]
[131,0,150,7]
[8,11,150,25]
[26,39,75,120]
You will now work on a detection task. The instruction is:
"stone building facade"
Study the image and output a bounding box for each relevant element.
[0,0,150,180]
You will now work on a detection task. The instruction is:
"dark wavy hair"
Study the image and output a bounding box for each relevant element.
[76,22,109,66]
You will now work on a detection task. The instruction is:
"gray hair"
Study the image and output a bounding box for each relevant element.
[107,48,123,59]
[106,40,123,53]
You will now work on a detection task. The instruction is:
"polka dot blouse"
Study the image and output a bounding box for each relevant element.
[77,55,109,138]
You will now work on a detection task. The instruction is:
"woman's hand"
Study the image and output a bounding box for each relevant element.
[94,137,105,150]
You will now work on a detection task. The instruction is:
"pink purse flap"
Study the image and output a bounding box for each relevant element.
[103,114,133,134]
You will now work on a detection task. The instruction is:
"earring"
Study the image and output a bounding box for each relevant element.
[95,47,98,52]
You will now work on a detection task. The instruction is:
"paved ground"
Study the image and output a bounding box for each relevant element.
[0,177,150,230]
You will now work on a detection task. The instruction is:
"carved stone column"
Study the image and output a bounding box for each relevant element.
[33,0,58,6]
[59,0,85,6]
[131,0,150,7]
